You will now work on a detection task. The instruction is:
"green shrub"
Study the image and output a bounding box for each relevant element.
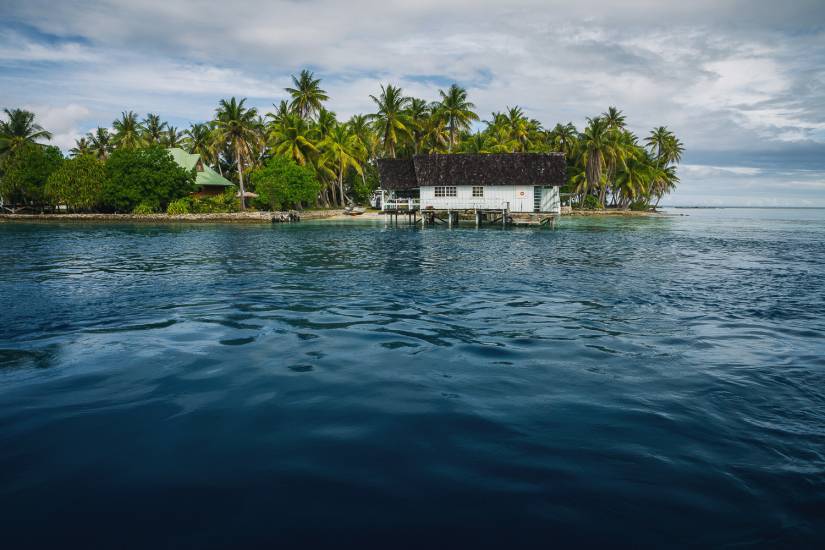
[0,143,63,206]
[102,146,195,212]
[45,155,105,211]
[132,202,157,215]
[167,198,192,215]
[579,195,602,210]
[191,189,238,213]
[629,200,650,211]
[251,156,320,211]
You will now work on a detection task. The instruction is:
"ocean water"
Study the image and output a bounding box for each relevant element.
[1,208,824,547]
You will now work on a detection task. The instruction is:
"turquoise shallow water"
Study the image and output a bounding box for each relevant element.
[1,208,825,547]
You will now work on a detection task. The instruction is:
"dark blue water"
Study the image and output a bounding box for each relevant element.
[2,209,825,547]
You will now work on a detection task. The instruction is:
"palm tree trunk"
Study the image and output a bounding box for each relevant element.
[236,144,246,210]
[338,161,346,207]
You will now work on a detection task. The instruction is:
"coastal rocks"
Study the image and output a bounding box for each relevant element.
[0,210,346,224]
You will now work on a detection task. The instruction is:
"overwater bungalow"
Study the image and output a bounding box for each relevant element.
[168,148,235,197]
[376,153,566,225]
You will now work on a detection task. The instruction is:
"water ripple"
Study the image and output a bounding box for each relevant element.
[1,211,825,546]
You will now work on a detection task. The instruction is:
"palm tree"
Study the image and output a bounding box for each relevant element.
[405,98,431,155]
[269,113,319,166]
[368,84,411,159]
[650,164,679,208]
[579,117,611,207]
[214,97,260,209]
[286,70,329,120]
[267,100,291,127]
[184,123,212,158]
[70,137,92,157]
[504,106,530,152]
[548,122,578,157]
[645,126,683,167]
[88,127,112,160]
[435,84,478,152]
[348,114,377,161]
[162,126,184,148]
[0,108,52,156]
[420,114,450,154]
[112,111,143,149]
[461,132,489,154]
[141,113,167,145]
[320,123,365,206]
[602,106,626,130]
[314,108,338,141]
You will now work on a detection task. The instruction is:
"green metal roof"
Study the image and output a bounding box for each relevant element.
[168,148,235,189]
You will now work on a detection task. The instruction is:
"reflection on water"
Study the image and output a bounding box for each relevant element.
[1,209,825,547]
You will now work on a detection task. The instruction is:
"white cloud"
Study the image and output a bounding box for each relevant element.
[21,104,91,150]
[2,0,825,204]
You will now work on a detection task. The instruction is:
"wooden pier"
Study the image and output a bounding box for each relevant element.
[383,199,557,229]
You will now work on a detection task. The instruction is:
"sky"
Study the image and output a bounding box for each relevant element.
[1,0,824,206]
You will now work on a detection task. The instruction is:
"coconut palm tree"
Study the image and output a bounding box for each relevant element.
[112,111,143,149]
[368,84,411,159]
[214,97,260,209]
[614,147,652,207]
[269,113,319,167]
[87,127,112,160]
[70,137,92,157]
[423,118,451,154]
[579,117,611,207]
[286,70,329,120]
[645,126,684,167]
[460,132,489,154]
[141,113,167,145]
[184,123,212,158]
[314,108,337,141]
[347,114,377,161]
[320,123,364,206]
[0,108,52,156]
[602,106,626,131]
[405,98,431,155]
[504,106,531,152]
[267,100,291,127]
[548,122,578,157]
[435,84,478,152]
[162,126,184,148]
[650,164,679,208]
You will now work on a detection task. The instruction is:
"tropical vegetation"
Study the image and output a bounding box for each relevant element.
[0,69,683,213]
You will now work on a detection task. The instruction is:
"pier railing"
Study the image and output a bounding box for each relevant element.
[383,198,420,211]
[419,200,511,211]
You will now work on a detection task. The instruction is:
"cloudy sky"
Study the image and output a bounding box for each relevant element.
[2,0,824,205]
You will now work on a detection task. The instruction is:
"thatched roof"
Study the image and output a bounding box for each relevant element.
[376,158,419,190]
[377,153,566,190]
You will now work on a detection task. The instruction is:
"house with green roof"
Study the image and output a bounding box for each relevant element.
[168,148,235,197]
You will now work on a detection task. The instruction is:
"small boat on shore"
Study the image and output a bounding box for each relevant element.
[344,206,366,216]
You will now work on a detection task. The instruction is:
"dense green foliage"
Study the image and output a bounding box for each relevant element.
[165,190,239,215]
[166,198,191,215]
[251,156,320,210]
[0,143,63,206]
[3,69,684,213]
[102,146,195,212]
[45,155,106,211]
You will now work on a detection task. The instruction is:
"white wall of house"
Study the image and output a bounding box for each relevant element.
[420,185,560,213]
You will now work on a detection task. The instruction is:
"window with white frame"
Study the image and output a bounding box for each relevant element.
[434,186,457,197]
[472,186,484,197]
